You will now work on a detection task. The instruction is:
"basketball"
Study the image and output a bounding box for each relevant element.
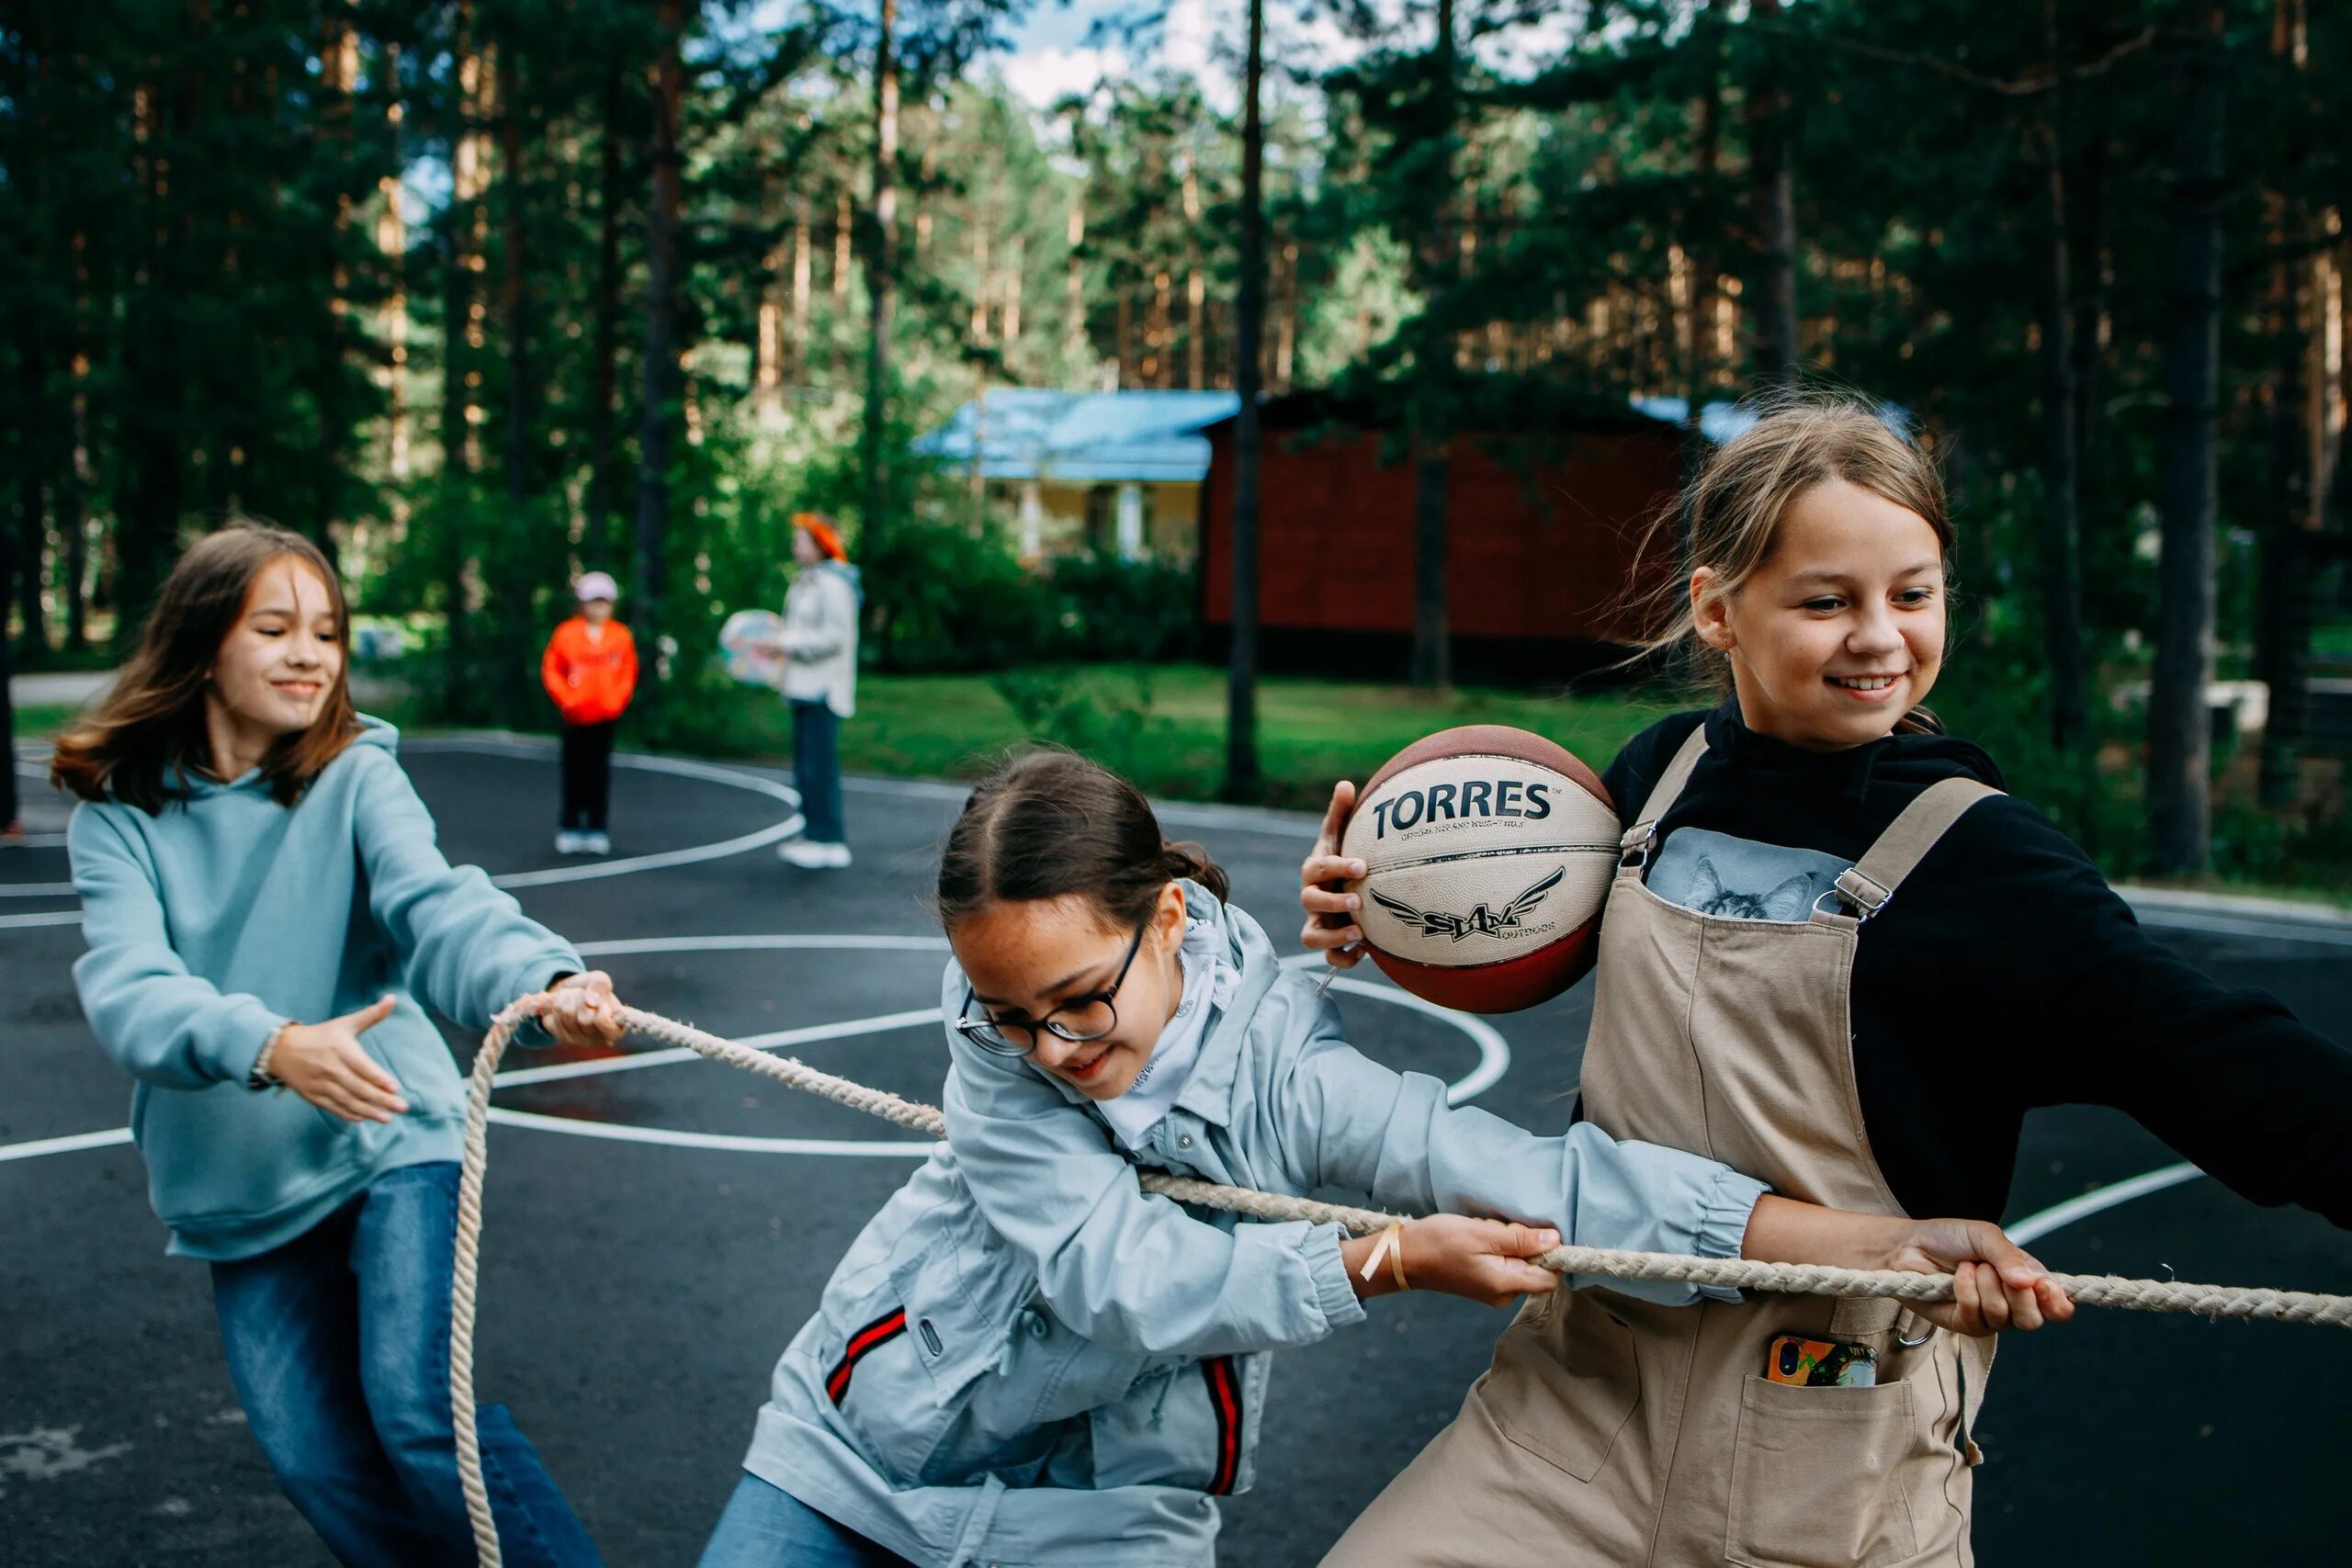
[718,609,788,690]
[1338,726,1620,1013]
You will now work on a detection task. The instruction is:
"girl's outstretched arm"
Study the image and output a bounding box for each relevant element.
[1272,982,1765,1306]
[351,749,583,1030]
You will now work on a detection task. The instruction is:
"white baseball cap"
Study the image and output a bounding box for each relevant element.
[575,571,619,604]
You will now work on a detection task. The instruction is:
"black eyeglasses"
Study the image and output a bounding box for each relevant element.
[954,920,1149,1058]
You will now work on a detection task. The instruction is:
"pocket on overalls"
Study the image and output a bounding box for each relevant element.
[1724,1375,1922,1568]
[1477,1292,1642,1483]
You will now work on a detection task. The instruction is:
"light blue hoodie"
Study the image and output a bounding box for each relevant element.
[67,717,582,1260]
[741,884,1767,1568]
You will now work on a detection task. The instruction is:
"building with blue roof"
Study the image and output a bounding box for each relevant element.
[911,389,1238,560]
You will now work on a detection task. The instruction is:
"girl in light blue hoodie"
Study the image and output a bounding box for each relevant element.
[55,524,619,1567]
[701,750,2059,1568]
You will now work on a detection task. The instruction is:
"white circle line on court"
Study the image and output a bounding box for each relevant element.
[0,935,1510,1162]
[2006,1162,2206,1247]
[0,908,81,931]
[0,882,76,898]
[402,738,805,889]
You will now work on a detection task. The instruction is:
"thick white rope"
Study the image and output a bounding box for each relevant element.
[451,996,2352,1563]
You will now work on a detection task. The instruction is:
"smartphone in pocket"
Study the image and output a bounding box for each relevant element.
[1765,1336,1877,1388]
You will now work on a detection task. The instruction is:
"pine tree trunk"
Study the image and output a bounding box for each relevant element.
[0,520,17,830]
[585,57,625,568]
[499,49,530,509]
[439,12,484,697]
[1223,0,1266,804]
[1747,0,1798,380]
[1408,0,1457,693]
[2143,2,2226,875]
[2256,1,2315,809]
[118,69,184,634]
[632,0,689,721]
[2035,106,2087,754]
[861,0,899,557]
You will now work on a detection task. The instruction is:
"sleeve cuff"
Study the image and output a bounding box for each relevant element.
[503,951,584,1047]
[1306,1222,1369,1332]
[207,998,292,1087]
[1690,1170,1770,1303]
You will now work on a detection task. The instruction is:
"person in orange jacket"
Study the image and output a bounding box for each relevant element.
[541,571,638,856]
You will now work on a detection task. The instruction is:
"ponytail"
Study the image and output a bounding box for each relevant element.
[1160,839,1230,903]
[937,749,1230,931]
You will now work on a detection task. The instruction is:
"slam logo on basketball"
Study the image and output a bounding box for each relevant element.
[1368,867,1566,945]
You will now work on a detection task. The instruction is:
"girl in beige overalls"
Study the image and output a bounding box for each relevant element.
[1297,397,2352,1566]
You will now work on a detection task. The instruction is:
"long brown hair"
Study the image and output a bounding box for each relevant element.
[51,523,362,812]
[936,750,1229,932]
[1634,390,1955,736]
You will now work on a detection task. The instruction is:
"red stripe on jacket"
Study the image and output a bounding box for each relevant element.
[826,1308,909,1404]
[1203,1356,1242,1495]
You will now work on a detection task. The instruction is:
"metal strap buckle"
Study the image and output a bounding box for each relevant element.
[1830,867,1895,921]
[1619,821,1658,870]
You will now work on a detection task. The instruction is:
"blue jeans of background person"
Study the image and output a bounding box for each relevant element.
[697,1472,915,1568]
[791,698,845,845]
[209,1160,602,1568]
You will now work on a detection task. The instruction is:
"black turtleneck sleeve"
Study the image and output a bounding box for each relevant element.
[1581,705,2352,1229]
[1913,795,2352,1229]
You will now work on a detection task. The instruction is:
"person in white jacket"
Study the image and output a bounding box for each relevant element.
[777,513,861,869]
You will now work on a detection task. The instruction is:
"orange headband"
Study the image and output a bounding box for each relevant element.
[794,513,847,562]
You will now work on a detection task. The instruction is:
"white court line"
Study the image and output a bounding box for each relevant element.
[1,908,80,931]
[404,739,805,889]
[482,1108,933,1158]
[2129,908,2352,951]
[2007,1162,2206,1247]
[0,936,1509,1162]
[0,740,805,912]
[0,1127,134,1163]
[491,1008,948,1088]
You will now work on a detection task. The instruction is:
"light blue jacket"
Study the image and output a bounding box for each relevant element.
[743,885,1766,1567]
[67,718,581,1260]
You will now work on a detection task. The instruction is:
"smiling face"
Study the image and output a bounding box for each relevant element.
[951,886,1188,1100]
[205,558,345,761]
[1694,478,1947,752]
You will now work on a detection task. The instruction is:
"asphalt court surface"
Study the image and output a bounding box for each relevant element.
[4,735,2350,1564]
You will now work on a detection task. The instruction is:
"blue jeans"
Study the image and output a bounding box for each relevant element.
[697,1472,914,1567]
[209,1161,602,1568]
[791,698,846,845]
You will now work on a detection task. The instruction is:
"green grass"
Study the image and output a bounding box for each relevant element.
[12,704,79,739]
[659,663,1670,812]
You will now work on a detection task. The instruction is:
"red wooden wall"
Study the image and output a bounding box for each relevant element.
[1199,418,1684,645]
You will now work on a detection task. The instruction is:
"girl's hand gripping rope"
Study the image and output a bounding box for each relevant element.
[1740,1197,2076,1337]
[545,969,628,1050]
[1343,1216,1566,1308]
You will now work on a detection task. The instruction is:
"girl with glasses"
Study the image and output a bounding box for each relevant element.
[698,748,2066,1568]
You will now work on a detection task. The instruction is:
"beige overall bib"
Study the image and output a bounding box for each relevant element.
[1325,729,2000,1568]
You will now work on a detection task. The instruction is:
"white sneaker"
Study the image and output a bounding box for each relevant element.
[555,830,584,855]
[823,842,853,868]
[780,839,847,870]
[582,831,612,856]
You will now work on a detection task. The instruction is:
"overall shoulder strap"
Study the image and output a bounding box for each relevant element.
[1619,723,1711,862]
[1813,776,2000,924]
